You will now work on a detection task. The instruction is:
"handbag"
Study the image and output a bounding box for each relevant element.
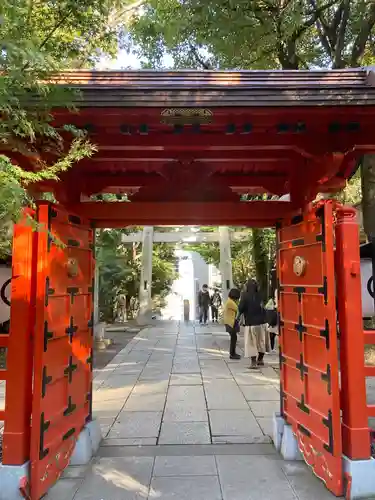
[265,308,278,327]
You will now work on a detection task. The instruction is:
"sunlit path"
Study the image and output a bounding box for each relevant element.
[47,322,336,499]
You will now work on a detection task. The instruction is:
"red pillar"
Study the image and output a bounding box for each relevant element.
[335,205,371,459]
[2,211,36,464]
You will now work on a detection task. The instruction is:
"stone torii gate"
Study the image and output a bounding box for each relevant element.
[121,227,249,322]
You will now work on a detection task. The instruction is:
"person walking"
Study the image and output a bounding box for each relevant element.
[211,288,222,323]
[117,293,127,322]
[223,288,241,359]
[238,278,267,369]
[265,290,278,352]
[198,284,211,325]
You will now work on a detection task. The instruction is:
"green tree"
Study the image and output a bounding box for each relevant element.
[127,0,375,263]
[183,227,275,296]
[0,0,138,258]
[96,228,177,322]
[127,0,340,70]
[309,0,375,68]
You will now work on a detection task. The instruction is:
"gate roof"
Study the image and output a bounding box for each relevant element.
[7,68,375,226]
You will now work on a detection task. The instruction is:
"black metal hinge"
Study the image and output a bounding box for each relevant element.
[321,364,332,395]
[62,427,76,441]
[296,353,309,381]
[298,423,311,438]
[86,349,93,370]
[323,409,334,454]
[42,366,52,398]
[292,238,305,247]
[320,319,330,349]
[65,317,78,342]
[295,316,307,341]
[45,277,55,307]
[39,412,50,460]
[68,214,81,225]
[297,394,310,415]
[64,355,78,383]
[67,287,79,305]
[318,276,328,305]
[44,321,53,352]
[293,286,306,303]
[63,396,77,417]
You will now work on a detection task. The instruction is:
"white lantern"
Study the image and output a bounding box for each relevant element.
[0,263,11,326]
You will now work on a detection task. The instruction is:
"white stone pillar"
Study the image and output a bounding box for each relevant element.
[219,226,233,302]
[138,226,154,324]
[93,239,107,346]
[93,263,100,327]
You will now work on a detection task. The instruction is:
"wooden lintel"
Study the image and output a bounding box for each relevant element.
[69,201,293,227]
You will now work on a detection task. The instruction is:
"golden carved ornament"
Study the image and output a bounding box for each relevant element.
[66,258,79,278]
[293,256,306,277]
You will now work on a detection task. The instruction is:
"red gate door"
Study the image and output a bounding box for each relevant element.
[277,201,343,496]
[29,203,94,499]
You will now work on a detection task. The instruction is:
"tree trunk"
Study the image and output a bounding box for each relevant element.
[252,228,269,302]
[361,155,375,239]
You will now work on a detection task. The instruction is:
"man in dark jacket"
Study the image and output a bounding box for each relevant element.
[198,284,211,324]
[238,278,266,369]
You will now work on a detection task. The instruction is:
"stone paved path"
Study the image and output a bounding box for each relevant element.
[46,322,337,498]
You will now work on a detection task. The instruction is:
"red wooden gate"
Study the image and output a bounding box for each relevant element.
[29,203,94,499]
[277,201,343,497]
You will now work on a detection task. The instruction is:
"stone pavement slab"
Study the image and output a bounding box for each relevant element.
[149,476,222,500]
[153,455,217,476]
[123,392,166,411]
[204,379,249,410]
[159,421,211,444]
[216,455,299,500]
[240,384,280,401]
[281,462,337,500]
[132,380,169,395]
[108,411,163,439]
[170,373,202,385]
[163,405,208,422]
[73,457,154,500]
[249,401,281,418]
[256,417,274,437]
[209,410,264,441]
[46,478,81,499]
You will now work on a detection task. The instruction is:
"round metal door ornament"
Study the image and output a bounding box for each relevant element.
[66,258,79,278]
[293,256,306,277]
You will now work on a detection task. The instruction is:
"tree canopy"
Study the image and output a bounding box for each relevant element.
[127,1,375,70]
[96,228,177,322]
[0,0,138,259]
[126,0,370,282]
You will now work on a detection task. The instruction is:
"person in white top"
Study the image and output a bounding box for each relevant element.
[265,289,278,352]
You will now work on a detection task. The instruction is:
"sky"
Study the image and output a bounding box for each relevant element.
[97,48,174,70]
[97,49,141,69]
